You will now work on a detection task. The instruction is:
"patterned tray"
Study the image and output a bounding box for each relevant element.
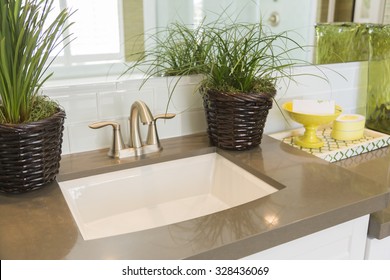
[269,126,390,163]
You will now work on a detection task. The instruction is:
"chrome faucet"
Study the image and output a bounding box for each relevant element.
[89,100,175,158]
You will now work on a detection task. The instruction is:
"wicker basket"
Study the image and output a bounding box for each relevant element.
[203,89,274,150]
[0,110,65,194]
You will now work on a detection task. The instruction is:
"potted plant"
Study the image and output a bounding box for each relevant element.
[0,0,73,193]
[124,17,305,150]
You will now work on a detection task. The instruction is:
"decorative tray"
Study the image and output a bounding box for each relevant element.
[269,126,390,163]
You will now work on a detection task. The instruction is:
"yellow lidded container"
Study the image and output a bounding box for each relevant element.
[331,114,365,141]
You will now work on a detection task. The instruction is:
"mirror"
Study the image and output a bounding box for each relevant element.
[153,0,318,63]
[148,0,389,64]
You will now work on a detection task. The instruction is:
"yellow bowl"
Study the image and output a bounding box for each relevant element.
[283,101,343,148]
[283,102,342,126]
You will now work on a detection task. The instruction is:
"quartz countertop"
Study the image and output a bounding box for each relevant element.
[0,133,389,259]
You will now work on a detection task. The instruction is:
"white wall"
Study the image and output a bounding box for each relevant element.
[43,62,368,155]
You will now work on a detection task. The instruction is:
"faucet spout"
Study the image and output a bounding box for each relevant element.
[129,100,154,149]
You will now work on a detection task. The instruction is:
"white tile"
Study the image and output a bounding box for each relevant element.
[43,80,116,94]
[98,89,155,119]
[181,109,207,135]
[53,92,99,124]
[155,114,182,139]
[277,62,367,99]
[152,76,203,113]
[165,85,203,112]
[67,122,105,153]
[115,77,145,91]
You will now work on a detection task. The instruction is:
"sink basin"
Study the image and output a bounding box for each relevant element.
[59,153,279,240]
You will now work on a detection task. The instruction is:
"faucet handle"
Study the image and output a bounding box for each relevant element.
[89,121,126,158]
[153,113,176,121]
[145,113,176,146]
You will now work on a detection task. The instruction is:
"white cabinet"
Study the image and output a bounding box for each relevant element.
[365,235,390,259]
[242,215,369,260]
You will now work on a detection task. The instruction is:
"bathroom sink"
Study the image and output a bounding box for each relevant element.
[59,153,279,240]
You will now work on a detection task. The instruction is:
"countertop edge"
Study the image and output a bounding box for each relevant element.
[186,192,389,259]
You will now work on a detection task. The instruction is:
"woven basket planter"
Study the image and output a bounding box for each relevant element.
[202,89,274,150]
[0,110,66,194]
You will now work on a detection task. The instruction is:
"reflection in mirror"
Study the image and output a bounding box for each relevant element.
[318,0,355,23]
[140,0,390,65]
[137,0,319,63]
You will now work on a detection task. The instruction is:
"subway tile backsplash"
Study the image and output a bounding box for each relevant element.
[43,62,368,155]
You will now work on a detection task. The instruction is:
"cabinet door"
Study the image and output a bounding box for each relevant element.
[365,236,390,259]
[242,215,369,260]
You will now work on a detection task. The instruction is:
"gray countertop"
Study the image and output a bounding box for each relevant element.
[0,133,389,259]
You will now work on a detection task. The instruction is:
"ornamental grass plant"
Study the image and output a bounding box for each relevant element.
[0,0,73,124]
[200,21,300,94]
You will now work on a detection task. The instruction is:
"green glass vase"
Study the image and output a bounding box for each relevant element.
[315,23,369,64]
[366,25,390,134]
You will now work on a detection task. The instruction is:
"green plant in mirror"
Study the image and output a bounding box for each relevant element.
[0,0,73,124]
[125,19,211,79]
[366,24,390,134]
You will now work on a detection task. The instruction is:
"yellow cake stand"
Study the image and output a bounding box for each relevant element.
[282,101,343,148]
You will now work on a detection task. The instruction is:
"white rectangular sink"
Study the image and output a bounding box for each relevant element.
[59,153,279,240]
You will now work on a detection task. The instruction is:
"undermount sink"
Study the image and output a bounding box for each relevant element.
[59,153,279,240]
